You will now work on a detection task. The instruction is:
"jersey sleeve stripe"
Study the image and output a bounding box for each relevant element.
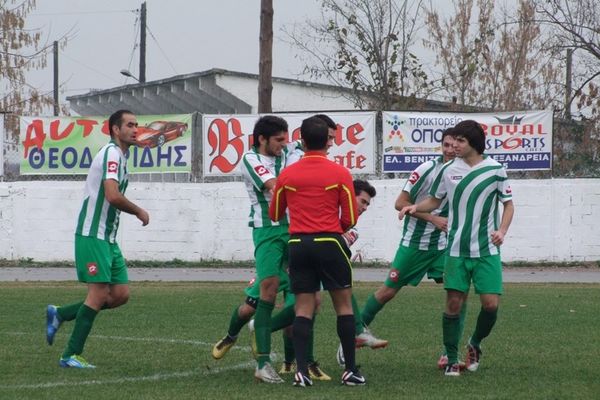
[341,183,356,226]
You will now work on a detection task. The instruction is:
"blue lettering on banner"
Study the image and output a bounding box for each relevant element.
[489,152,551,169]
[130,145,188,168]
[383,154,439,172]
[28,147,94,170]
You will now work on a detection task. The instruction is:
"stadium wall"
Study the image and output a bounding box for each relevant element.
[0,179,598,263]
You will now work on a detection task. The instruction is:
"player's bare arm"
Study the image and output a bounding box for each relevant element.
[395,191,448,231]
[491,200,514,246]
[103,179,149,226]
[399,196,442,220]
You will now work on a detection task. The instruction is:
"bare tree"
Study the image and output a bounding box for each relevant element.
[0,0,60,120]
[533,0,600,119]
[425,0,561,111]
[284,0,429,111]
[258,0,273,113]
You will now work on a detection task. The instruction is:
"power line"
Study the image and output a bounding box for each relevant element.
[146,24,178,75]
[30,10,136,16]
[59,51,122,84]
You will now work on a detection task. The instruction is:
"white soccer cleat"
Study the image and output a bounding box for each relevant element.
[336,343,345,367]
[254,362,284,384]
[355,327,388,349]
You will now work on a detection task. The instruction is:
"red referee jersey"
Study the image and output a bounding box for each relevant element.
[269,151,358,234]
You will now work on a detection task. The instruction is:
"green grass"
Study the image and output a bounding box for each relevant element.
[0,282,599,399]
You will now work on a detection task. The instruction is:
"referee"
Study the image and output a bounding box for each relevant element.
[269,116,364,387]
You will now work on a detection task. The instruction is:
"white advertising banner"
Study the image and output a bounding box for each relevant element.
[382,110,553,172]
[202,112,376,176]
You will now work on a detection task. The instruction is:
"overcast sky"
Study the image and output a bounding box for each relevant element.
[26,0,326,109]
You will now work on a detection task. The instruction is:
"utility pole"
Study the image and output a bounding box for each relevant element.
[258,0,273,113]
[565,48,573,120]
[139,1,147,83]
[53,40,59,116]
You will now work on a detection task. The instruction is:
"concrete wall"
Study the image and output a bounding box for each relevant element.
[0,179,598,263]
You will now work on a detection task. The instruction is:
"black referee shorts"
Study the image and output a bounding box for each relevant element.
[288,233,353,294]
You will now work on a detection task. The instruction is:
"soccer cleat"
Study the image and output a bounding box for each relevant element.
[212,335,237,360]
[466,342,482,372]
[341,369,366,386]
[437,354,467,370]
[355,327,388,349]
[308,361,331,381]
[444,363,461,376]
[254,362,284,383]
[248,319,258,359]
[279,361,296,374]
[46,305,62,345]
[293,371,313,387]
[59,355,96,369]
[336,343,345,367]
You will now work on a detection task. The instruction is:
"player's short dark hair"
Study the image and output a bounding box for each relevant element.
[442,127,456,142]
[313,114,337,130]
[252,115,288,147]
[108,109,134,138]
[300,116,328,150]
[354,179,376,198]
[454,120,486,154]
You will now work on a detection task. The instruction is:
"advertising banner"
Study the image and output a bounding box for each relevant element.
[202,112,376,175]
[19,114,193,174]
[382,110,553,172]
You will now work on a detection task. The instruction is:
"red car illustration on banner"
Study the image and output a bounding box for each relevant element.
[136,121,188,148]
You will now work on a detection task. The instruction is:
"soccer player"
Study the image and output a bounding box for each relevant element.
[400,120,514,376]
[211,115,338,382]
[344,128,468,368]
[270,116,364,387]
[46,110,150,368]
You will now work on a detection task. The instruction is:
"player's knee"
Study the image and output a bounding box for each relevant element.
[238,303,256,320]
[481,301,498,313]
[376,286,397,303]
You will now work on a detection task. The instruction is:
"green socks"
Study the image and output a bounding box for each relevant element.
[57,301,84,322]
[227,306,249,338]
[470,307,498,347]
[62,304,98,358]
[351,295,364,335]
[442,313,461,364]
[255,299,275,368]
[443,300,468,355]
[361,293,384,327]
[270,304,295,332]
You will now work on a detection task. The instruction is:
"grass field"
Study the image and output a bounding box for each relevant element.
[0,281,599,399]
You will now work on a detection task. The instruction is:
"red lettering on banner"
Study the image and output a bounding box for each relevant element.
[49,120,74,141]
[77,119,99,137]
[22,119,46,158]
[207,118,245,173]
[333,150,366,170]
[481,123,546,136]
[101,120,110,135]
[346,123,364,145]
[291,127,301,141]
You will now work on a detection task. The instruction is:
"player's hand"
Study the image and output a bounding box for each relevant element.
[136,209,150,226]
[398,205,417,220]
[430,216,448,232]
[490,230,505,246]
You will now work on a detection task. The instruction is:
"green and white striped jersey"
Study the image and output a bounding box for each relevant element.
[400,156,449,251]
[430,156,512,257]
[75,141,128,243]
[240,142,301,228]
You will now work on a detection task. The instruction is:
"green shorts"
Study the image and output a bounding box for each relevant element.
[253,225,289,282]
[384,245,445,289]
[443,254,503,295]
[75,235,128,284]
[244,269,295,307]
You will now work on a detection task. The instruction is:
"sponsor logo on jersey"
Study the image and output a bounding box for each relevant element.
[388,269,399,282]
[247,277,256,287]
[450,175,463,181]
[87,262,98,276]
[506,186,512,194]
[254,165,269,176]
[408,171,420,184]
[107,161,118,174]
